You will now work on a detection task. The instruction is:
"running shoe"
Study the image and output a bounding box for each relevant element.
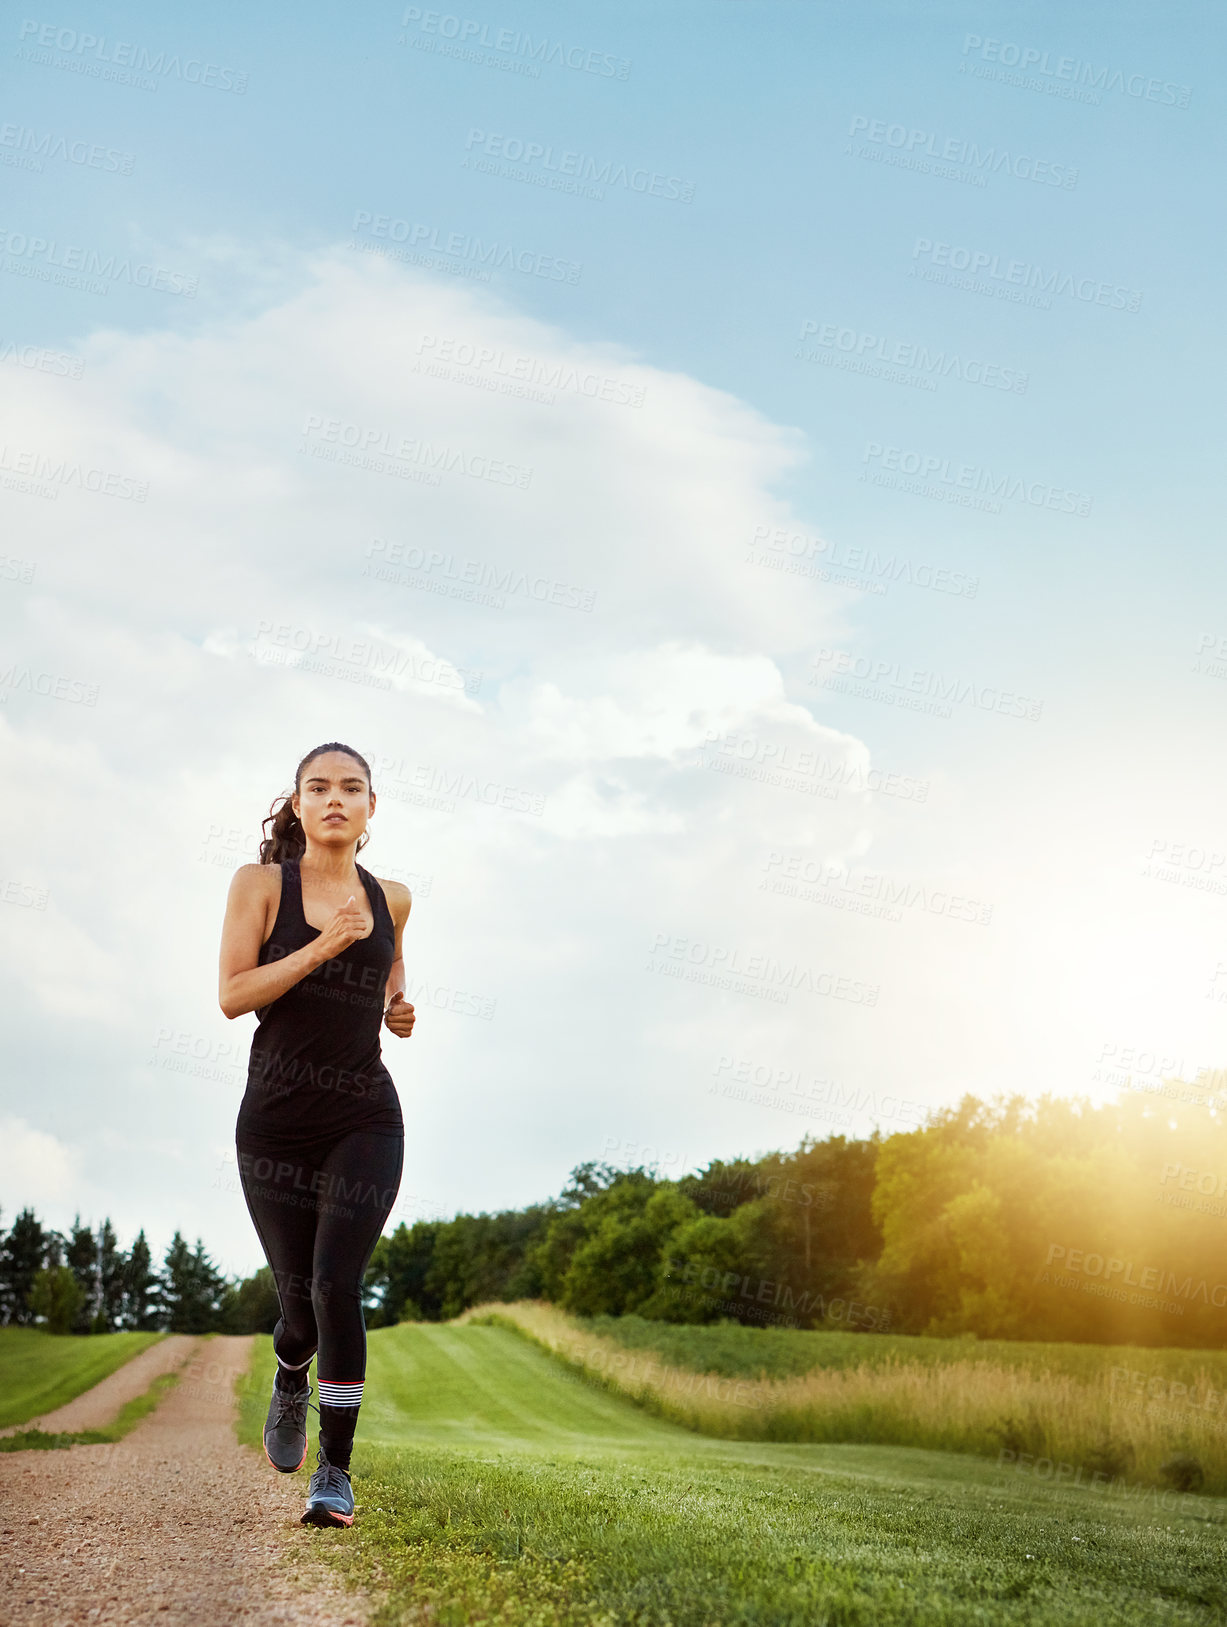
[301,1447,355,1527]
[263,1372,311,1473]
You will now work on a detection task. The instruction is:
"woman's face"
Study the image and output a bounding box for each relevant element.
[292,752,374,847]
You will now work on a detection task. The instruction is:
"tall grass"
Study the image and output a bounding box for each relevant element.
[457,1300,1227,1495]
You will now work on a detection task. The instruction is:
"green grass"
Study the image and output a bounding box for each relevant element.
[236,1323,1227,1625]
[0,1370,181,1451]
[0,1327,163,1428]
[581,1314,1227,1387]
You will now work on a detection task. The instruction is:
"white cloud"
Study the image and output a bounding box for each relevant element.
[0,1117,82,1209]
[0,243,926,1271]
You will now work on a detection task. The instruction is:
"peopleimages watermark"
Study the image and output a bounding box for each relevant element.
[809,649,1044,724]
[699,728,930,803]
[1139,837,1227,897]
[910,237,1142,314]
[0,336,84,379]
[797,319,1027,396]
[0,553,37,585]
[1091,1040,1227,1112]
[248,618,482,699]
[462,128,695,204]
[861,441,1092,517]
[0,227,197,296]
[0,443,148,501]
[415,332,644,409]
[398,9,631,80]
[845,114,1078,188]
[300,413,533,490]
[663,1262,892,1332]
[149,1025,246,1086]
[711,1054,927,1130]
[351,210,582,284]
[747,522,979,600]
[1040,1243,1227,1313]
[15,19,248,94]
[1159,1163,1227,1223]
[0,877,49,910]
[364,537,597,614]
[356,747,547,820]
[0,122,135,175]
[760,851,993,927]
[1191,632,1227,681]
[995,1451,1210,1523]
[0,664,99,706]
[958,33,1192,110]
[647,932,880,1008]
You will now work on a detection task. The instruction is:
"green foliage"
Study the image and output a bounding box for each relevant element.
[0,1208,50,1325]
[223,1263,280,1334]
[26,1265,82,1335]
[159,1232,231,1333]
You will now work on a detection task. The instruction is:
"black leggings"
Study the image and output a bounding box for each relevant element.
[236,1129,403,1465]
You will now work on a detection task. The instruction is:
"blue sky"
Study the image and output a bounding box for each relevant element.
[2,1,1225,1275]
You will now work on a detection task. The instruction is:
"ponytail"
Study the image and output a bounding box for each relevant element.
[258,741,373,865]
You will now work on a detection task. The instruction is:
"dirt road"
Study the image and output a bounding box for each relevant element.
[0,1334,372,1626]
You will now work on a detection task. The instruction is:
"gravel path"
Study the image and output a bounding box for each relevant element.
[0,1334,374,1626]
[0,1334,199,1438]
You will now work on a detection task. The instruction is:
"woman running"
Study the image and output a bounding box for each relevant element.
[217,741,415,1527]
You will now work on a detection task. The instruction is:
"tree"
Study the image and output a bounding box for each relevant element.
[161,1233,230,1333]
[93,1219,125,1334]
[0,1208,50,1325]
[549,1175,696,1317]
[223,1266,281,1334]
[65,1216,100,1334]
[120,1230,161,1330]
[27,1265,83,1334]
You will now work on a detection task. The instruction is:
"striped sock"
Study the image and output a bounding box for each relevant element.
[318,1381,363,1471]
[317,1377,363,1408]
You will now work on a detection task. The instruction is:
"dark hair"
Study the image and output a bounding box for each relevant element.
[259,742,374,865]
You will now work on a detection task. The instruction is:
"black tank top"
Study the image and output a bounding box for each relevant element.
[236,857,404,1154]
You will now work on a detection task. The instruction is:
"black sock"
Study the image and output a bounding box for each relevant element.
[318,1403,358,1472]
[274,1361,311,1393]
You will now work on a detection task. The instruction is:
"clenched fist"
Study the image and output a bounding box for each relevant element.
[384,990,416,1038]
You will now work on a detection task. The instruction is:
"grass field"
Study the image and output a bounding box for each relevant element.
[580,1313,1227,1387]
[0,1327,164,1429]
[460,1302,1227,1497]
[236,1320,1227,1625]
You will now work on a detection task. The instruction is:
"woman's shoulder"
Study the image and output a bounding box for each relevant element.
[366,870,412,919]
[229,860,286,897]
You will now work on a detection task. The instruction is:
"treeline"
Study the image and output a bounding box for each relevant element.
[367,1134,882,1332]
[366,1087,1227,1349]
[10,1087,1225,1348]
[0,1209,279,1336]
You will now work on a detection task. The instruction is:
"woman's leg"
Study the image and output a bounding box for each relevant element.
[235,1143,324,1381]
[310,1130,404,1470]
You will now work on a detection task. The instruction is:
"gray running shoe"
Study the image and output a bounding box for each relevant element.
[263,1373,311,1473]
[301,1448,355,1527]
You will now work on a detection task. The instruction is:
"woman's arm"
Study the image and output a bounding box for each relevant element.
[218,864,331,1020]
[379,879,415,1037]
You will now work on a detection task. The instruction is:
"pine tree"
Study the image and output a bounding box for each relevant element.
[161,1233,230,1333]
[65,1217,100,1334]
[94,1220,125,1333]
[120,1229,161,1330]
[0,1208,50,1325]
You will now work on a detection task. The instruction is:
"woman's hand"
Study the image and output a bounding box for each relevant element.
[313,894,369,961]
[384,990,416,1037]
